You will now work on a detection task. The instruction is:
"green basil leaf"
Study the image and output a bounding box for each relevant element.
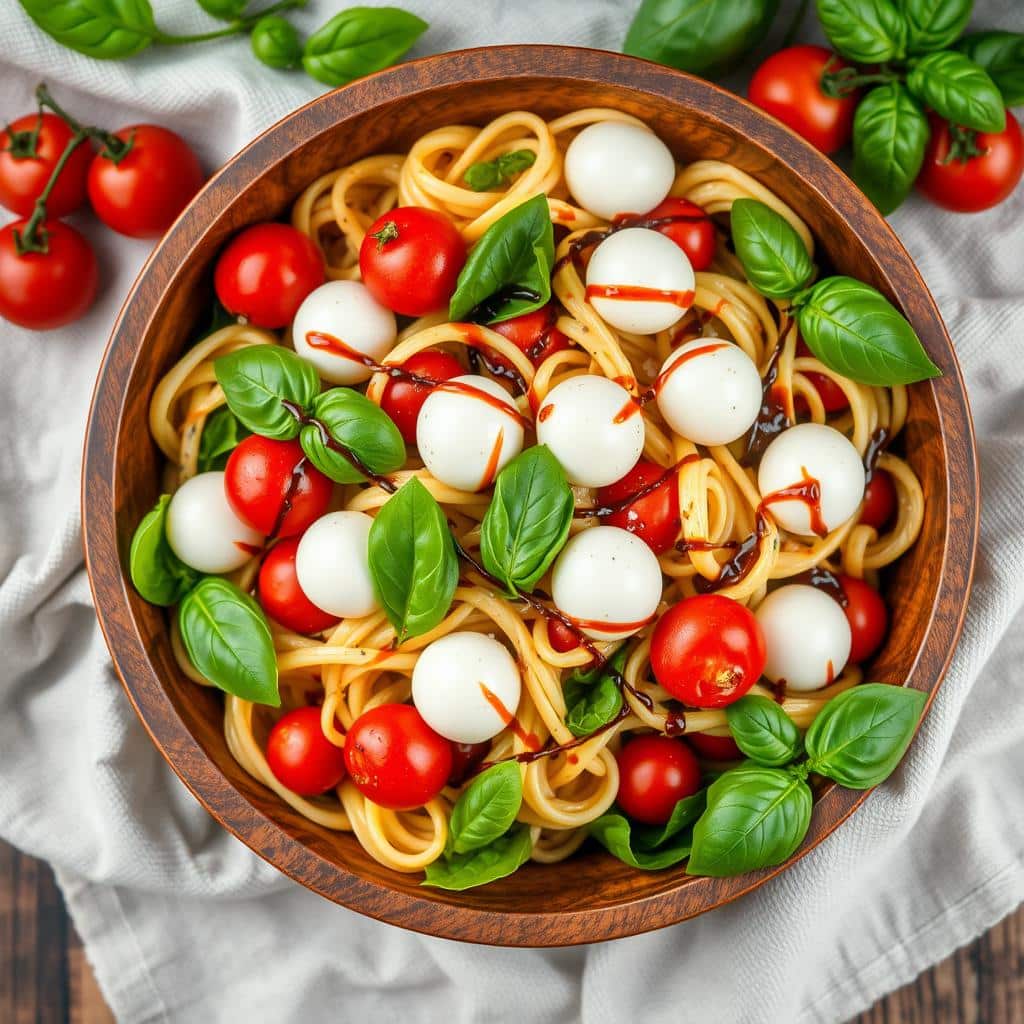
[907,51,1007,134]
[900,0,971,54]
[805,682,927,789]
[197,406,251,472]
[814,0,906,62]
[726,694,802,767]
[686,765,813,877]
[624,0,780,79]
[129,495,200,606]
[250,14,302,69]
[178,577,279,705]
[448,194,554,324]
[633,790,708,851]
[956,31,1024,106]
[464,150,537,192]
[422,824,532,890]
[302,6,427,87]
[196,0,247,19]
[590,800,700,869]
[18,0,156,59]
[448,762,523,855]
[562,645,629,738]
[795,276,940,386]
[368,477,458,642]
[729,199,813,300]
[851,83,930,215]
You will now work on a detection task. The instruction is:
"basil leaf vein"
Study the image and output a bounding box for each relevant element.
[422,824,532,890]
[19,0,157,60]
[197,406,251,472]
[448,762,523,855]
[129,494,200,606]
[726,694,802,767]
[901,0,972,55]
[907,51,1007,134]
[562,645,629,739]
[251,14,303,70]
[730,199,813,299]
[956,31,1024,106]
[814,0,906,63]
[464,150,537,192]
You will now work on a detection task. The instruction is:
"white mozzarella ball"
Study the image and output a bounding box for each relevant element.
[165,471,262,574]
[757,423,865,536]
[756,585,851,692]
[294,511,379,618]
[416,375,524,492]
[564,121,675,220]
[412,632,522,744]
[585,228,695,334]
[656,340,763,445]
[551,526,662,641]
[292,280,396,385]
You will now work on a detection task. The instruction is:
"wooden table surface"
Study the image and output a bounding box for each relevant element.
[1,839,1019,1023]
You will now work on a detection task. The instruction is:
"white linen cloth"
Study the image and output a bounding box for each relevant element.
[1,1,1022,1020]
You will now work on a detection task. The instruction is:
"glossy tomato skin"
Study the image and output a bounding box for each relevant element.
[748,45,858,154]
[0,220,98,330]
[837,575,888,663]
[266,706,346,796]
[596,458,681,554]
[651,594,767,708]
[795,340,849,413]
[486,304,570,372]
[214,222,324,328]
[640,198,716,271]
[686,732,743,761]
[87,125,204,237]
[379,349,464,443]
[344,704,453,811]
[258,537,340,635]
[359,207,466,316]
[0,113,93,217]
[917,110,1023,213]
[547,618,580,653]
[615,735,701,825]
[860,469,897,530]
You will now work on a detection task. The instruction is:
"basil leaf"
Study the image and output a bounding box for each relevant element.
[368,477,458,642]
[214,346,318,441]
[302,6,427,87]
[900,0,971,55]
[956,31,1024,106]
[851,83,930,215]
[589,810,695,870]
[726,695,802,767]
[422,824,532,891]
[686,765,813,877]
[464,150,537,192]
[729,199,813,300]
[633,790,708,851]
[196,0,247,18]
[251,14,302,69]
[624,0,780,79]
[814,0,906,63]
[448,762,522,855]
[449,194,554,324]
[907,51,1007,134]
[795,276,940,387]
[197,407,251,472]
[18,0,156,59]
[562,645,629,739]
[129,495,200,606]
[178,578,279,706]
[805,683,926,789]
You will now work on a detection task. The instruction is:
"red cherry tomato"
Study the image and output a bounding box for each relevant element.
[0,220,97,330]
[640,198,716,271]
[87,125,205,238]
[484,304,570,373]
[547,618,581,653]
[596,459,681,554]
[344,704,453,811]
[214,222,324,329]
[615,735,701,825]
[748,45,858,154]
[379,349,464,444]
[837,575,888,663]
[916,110,1023,213]
[258,537,340,635]
[0,113,93,218]
[359,207,466,316]
[795,340,849,414]
[448,741,491,785]
[860,469,897,530]
[266,706,346,796]
[686,732,743,761]
[650,594,767,709]
[224,436,333,537]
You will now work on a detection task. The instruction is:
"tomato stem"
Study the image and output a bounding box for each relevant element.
[819,62,900,99]
[370,220,400,250]
[943,122,987,165]
[150,0,307,46]
[4,104,45,159]
[34,83,131,162]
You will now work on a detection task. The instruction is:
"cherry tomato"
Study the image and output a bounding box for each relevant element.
[0,113,92,218]
[547,618,580,653]
[860,469,897,530]
[258,537,340,635]
[379,349,464,443]
[650,594,767,709]
[359,207,466,316]
[0,220,97,330]
[837,575,888,663]
[748,45,858,154]
[615,735,701,825]
[686,732,743,761]
[87,125,205,238]
[344,704,453,811]
[596,459,681,555]
[795,340,849,414]
[916,110,1023,213]
[448,741,491,785]
[214,222,324,329]
[640,198,716,271]
[224,436,333,537]
[484,304,570,373]
[266,706,346,796]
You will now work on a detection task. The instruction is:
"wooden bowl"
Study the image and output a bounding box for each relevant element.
[82,45,979,946]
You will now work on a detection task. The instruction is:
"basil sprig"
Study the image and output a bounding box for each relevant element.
[19,0,158,59]
[725,695,802,767]
[129,495,199,607]
[423,823,533,891]
[956,31,1024,106]
[901,0,972,55]
[251,14,303,70]
[562,645,629,739]
[729,199,813,299]
[197,0,247,18]
[906,51,1007,134]
[590,791,706,870]
[447,762,522,855]
[464,150,537,192]
[197,407,250,472]
[814,0,906,64]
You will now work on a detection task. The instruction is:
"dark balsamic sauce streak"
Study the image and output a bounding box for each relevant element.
[794,566,849,609]
[575,454,698,521]
[743,338,789,465]
[266,457,308,543]
[864,427,890,484]
[525,306,560,363]
[771,679,788,705]
[692,513,770,594]
[467,284,542,325]
[465,343,528,396]
[664,708,687,736]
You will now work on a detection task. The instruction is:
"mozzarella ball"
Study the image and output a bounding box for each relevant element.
[412,632,522,744]
[416,375,524,492]
[292,280,396,385]
[586,228,695,334]
[757,423,865,536]
[564,121,675,220]
[294,511,379,618]
[551,526,662,641]
[756,585,851,692]
[165,471,262,574]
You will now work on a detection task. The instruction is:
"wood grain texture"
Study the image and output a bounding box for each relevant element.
[80,45,980,946]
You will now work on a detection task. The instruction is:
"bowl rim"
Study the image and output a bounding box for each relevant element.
[81,43,979,946]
